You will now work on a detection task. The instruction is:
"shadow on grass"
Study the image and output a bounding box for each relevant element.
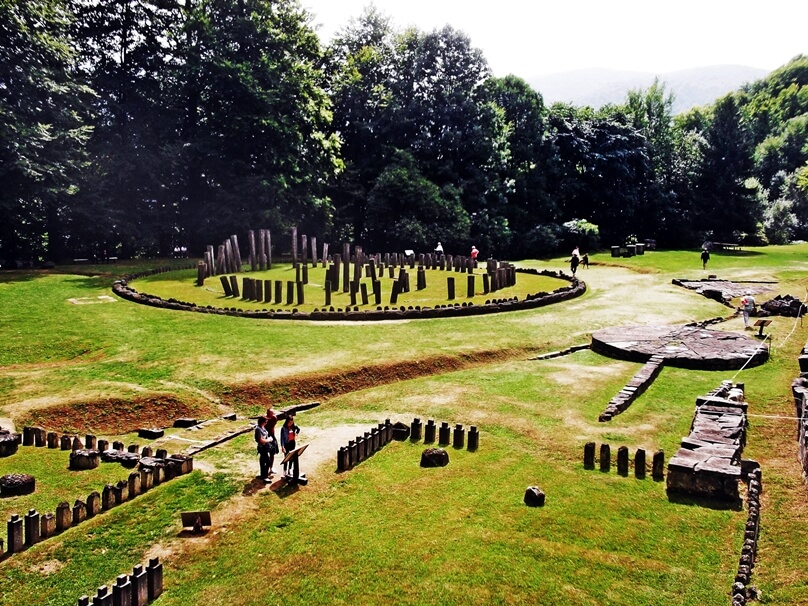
[666,492,743,511]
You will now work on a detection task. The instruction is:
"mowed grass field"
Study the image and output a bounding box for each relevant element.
[1,246,808,605]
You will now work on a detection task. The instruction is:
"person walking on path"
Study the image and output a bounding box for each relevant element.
[280,415,300,475]
[254,416,275,482]
[581,253,589,269]
[570,253,580,276]
[701,248,710,270]
[740,291,757,328]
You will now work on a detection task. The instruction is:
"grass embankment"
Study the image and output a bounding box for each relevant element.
[1,246,808,604]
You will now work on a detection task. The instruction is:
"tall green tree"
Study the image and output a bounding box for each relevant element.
[694,94,761,240]
[0,0,92,264]
[170,0,341,251]
[71,0,179,257]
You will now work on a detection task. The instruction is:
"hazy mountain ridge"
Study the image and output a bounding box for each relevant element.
[529,65,769,114]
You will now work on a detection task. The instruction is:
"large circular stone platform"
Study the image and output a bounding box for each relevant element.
[591,325,768,370]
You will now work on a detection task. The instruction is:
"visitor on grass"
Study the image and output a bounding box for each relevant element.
[701,248,710,270]
[470,245,479,267]
[582,253,589,269]
[741,291,756,328]
[254,416,274,482]
[280,415,300,474]
[570,253,580,276]
[434,241,444,255]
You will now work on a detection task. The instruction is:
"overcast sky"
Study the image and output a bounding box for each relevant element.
[301,0,807,78]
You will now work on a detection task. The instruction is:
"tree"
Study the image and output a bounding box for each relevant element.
[168,0,342,251]
[364,150,469,251]
[693,94,761,241]
[480,75,554,257]
[0,0,92,264]
[71,0,180,257]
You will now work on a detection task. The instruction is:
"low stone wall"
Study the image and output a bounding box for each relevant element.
[666,381,747,501]
[112,266,586,321]
[598,353,666,421]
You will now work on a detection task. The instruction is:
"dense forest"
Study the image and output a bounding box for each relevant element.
[1,0,807,265]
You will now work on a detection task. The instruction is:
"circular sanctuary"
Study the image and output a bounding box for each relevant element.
[591,324,769,370]
[113,262,586,321]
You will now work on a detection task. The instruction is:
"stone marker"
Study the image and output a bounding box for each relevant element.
[0,434,19,457]
[47,432,59,449]
[40,512,56,538]
[1,473,35,496]
[438,422,451,445]
[391,422,410,441]
[113,574,132,606]
[72,436,83,451]
[467,426,479,451]
[599,444,611,472]
[24,509,40,546]
[410,418,422,441]
[61,434,72,450]
[131,564,148,606]
[7,514,23,553]
[524,486,546,507]
[73,500,87,525]
[420,448,449,468]
[652,450,665,481]
[55,501,72,532]
[85,435,97,449]
[634,448,646,479]
[617,446,629,476]
[453,424,465,449]
[584,442,596,469]
[70,449,100,470]
[86,491,101,517]
[147,557,163,600]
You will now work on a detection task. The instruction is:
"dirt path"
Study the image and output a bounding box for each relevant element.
[144,422,379,564]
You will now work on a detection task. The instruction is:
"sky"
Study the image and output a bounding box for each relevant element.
[301,0,807,78]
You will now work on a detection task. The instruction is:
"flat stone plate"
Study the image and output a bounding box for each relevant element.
[591,325,768,370]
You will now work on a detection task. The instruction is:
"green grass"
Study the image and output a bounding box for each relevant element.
[2,246,808,604]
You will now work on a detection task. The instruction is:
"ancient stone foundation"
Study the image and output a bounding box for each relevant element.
[666,381,747,501]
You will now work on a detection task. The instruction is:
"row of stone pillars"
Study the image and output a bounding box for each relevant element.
[76,557,163,606]
[336,421,394,471]
[4,455,193,557]
[20,427,149,454]
[409,419,479,451]
[583,442,664,480]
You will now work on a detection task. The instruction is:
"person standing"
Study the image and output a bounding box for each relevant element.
[280,415,300,475]
[265,408,278,475]
[581,252,589,269]
[570,253,580,276]
[701,248,710,270]
[740,291,756,328]
[434,241,444,255]
[470,245,479,267]
[254,416,273,482]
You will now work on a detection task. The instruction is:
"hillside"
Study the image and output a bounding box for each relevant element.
[529,65,769,113]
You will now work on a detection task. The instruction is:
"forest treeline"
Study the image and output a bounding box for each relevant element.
[1,0,807,265]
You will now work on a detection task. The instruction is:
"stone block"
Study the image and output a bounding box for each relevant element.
[40,513,56,538]
[420,448,449,468]
[524,486,546,507]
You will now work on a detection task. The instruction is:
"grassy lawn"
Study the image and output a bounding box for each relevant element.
[1,245,808,604]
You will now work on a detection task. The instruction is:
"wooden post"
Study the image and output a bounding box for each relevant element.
[342,243,350,292]
[286,281,294,305]
[447,277,455,300]
[311,236,317,268]
[258,229,267,271]
[296,281,304,305]
[599,444,610,472]
[248,230,257,271]
[322,242,329,266]
[467,274,475,297]
[274,280,282,305]
[266,229,272,269]
[360,283,369,306]
[230,235,242,272]
[291,227,298,264]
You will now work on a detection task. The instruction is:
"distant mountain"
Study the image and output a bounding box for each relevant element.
[528,65,769,114]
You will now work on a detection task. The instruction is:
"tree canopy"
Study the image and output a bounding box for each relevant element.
[1,2,805,266]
